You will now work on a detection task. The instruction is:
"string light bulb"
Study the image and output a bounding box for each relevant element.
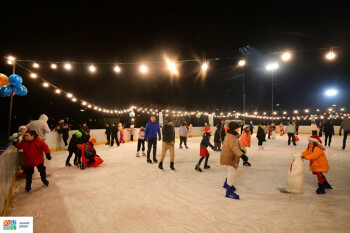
[114,65,121,73]
[281,52,291,61]
[51,64,57,69]
[55,89,61,94]
[140,65,148,73]
[66,93,73,98]
[238,59,246,67]
[43,82,49,88]
[82,101,87,106]
[72,98,77,102]
[89,65,96,72]
[30,73,37,79]
[64,63,72,70]
[33,63,40,68]
[201,62,208,71]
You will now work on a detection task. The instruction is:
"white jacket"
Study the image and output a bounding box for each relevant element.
[26,114,50,140]
[310,124,318,131]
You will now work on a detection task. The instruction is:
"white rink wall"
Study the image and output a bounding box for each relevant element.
[45,125,342,151]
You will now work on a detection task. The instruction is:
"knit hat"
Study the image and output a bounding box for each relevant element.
[309,135,322,144]
[205,127,211,134]
[89,137,96,144]
[59,119,64,123]
[18,125,27,131]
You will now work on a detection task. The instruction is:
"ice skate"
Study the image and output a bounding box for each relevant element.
[195,164,202,172]
[204,163,210,169]
[158,162,163,170]
[65,162,72,167]
[142,152,146,156]
[43,180,49,186]
[136,152,140,157]
[316,183,325,194]
[25,185,31,192]
[324,181,333,189]
[170,162,175,171]
[225,186,239,199]
[243,161,251,166]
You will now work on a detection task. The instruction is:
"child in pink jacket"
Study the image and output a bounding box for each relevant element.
[239,125,251,166]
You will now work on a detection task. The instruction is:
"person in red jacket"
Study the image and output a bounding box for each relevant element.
[239,125,251,166]
[79,137,103,170]
[14,130,51,192]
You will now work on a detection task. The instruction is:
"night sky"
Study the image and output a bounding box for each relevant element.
[1,1,350,137]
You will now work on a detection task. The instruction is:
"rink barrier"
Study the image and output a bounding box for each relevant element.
[0,145,19,216]
[45,126,342,153]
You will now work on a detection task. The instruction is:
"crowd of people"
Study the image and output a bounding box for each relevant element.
[7,113,350,198]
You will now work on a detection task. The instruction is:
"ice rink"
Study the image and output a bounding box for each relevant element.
[7,134,350,233]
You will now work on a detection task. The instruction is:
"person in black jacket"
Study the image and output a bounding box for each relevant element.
[66,132,82,166]
[110,123,120,147]
[105,123,111,145]
[214,124,222,151]
[158,119,176,171]
[256,124,266,150]
[323,120,335,147]
[81,129,91,143]
[221,124,226,144]
[195,127,215,172]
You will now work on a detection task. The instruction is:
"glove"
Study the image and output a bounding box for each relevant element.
[45,153,52,160]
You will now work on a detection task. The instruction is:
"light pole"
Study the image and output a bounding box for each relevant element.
[238,59,246,123]
[266,63,279,115]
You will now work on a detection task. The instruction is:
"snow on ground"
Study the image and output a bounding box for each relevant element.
[7,134,350,233]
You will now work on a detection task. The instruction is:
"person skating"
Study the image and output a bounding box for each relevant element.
[249,121,254,135]
[195,127,215,172]
[311,121,318,136]
[179,122,188,149]
[128,125,135,142]
[285,122,296,146]
[323,120,334,147]
[339,116,350,150]
[9,125,27,178]
[79,122,89,134]
[256,124,265,150]
[136,126,146,157]
[110,123,120,147]
[26,114,51,141]
[214,124,222,151]
[81,129,91,143]
[67,131,82,166]
[56,119,70,149]
[158,119,176,171]
[240,125,251,166]
[302,135,332,194]
[220,122,244,199]
[105,123,111,145]
[279,122,284,136]
[119,123,126,143]
[13,130,51,192]
[318,121,324,137]
[145,116,161,163]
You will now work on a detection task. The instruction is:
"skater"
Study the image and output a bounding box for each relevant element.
[295,121,299,135]
[67,131,82,166]
[214,124,222,151]
[221,124,226,143]
[195,127,215,172]
[145,116,161,163]
[257,124,265,149]
[158,119,176,171]
[105,123,111,145]
[55,119,69,148]
[323,120,334,147]
[240,125,251,166]
[339,116,350,150]
[279,122,284,136]
[188,124,193,138]
[285,122,296,146]
[220,122,244,199]
[9,125,27,178]
[110,123,120,147]
[249,121,254,135]
[128,125,135,142]
[119,123,125,143]
[311,121,318,135]
[80,137,103,170]
[13,130,51,192]
[81,129,91,143]
[26,114,51,141]
[179,122,188,149]
[263,123,268,141]
[268,123,273,139]
[79,122,89,134]
[302,135,332,194]
[318,121,324,137]
[136,126,146,157]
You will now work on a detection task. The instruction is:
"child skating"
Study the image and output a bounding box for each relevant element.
[195,127,215,172]
[240,125,251,166]
[136,126,146,157]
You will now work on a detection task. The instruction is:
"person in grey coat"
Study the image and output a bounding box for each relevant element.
[26,114,51,141]
[339,116,350,150]
[179,122,188,149]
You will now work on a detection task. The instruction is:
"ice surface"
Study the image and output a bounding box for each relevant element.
[7,135,350,233]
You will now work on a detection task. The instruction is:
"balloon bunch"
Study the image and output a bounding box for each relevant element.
[129,111,135,118]
[0,73,27,97]
[196,113,201,119]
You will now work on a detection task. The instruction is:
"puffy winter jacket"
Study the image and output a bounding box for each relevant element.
[26,114,50,140]
[179,126,188,137]
[200,133,214,149]
[220,132,243,168]
[14,139,50,166]
[256,126,265,140]
[68,134,82,151]
[302,143,329,172]
[240,131,251,147]
[145,121,161,139]
[162,124,175,143]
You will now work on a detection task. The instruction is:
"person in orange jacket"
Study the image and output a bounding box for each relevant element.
[239,125,251,166]
[302,135,332,194]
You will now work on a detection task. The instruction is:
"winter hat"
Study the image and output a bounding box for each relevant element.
[229,122,240,130]
[59,119,64,123]
[76,131,82,137]
[89,137,96,144]
[205,127,211,134]
[308,135,322,144]
[18,125,27,131]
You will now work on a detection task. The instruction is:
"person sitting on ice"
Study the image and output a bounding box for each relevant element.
[80,137,103,170]
[302,135,332,194]
[220,122,244,200]
[195,127,215,172]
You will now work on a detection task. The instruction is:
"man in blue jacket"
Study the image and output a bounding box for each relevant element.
[145,116,161,163]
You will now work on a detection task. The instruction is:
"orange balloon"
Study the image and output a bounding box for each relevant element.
[0,73,10,86]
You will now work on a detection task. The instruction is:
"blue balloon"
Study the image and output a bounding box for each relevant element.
[8,74,23,86]
[13,85,27,96]
[0,85,12,97]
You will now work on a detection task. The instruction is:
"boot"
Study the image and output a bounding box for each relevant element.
[185,146,189,149]
[153,156,158,163]
[170,162,175,171]
[142,152,146,156]
[43,180,49,186]
[25,185,31,192]
[65,161,72,167]
[316,183,325,194]
[243,161,251,166]
[147,154,152,164]
[136,152,140,157]
[225,186,239,199]
[204,163,210,169]
[179,146,183,149]
[324,181,333,189]
[80,163,86,170]
[195,164,202,172]
[158,162,163,170]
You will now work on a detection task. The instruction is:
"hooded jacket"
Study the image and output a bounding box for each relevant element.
[240,130,251,147]
[256,126,265,141]
[145,121,161,139]
[26,114,51,140]
[220,131,243,168]
[302,143,329,172]
[14,139,50,166]
[179,126,188,137]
